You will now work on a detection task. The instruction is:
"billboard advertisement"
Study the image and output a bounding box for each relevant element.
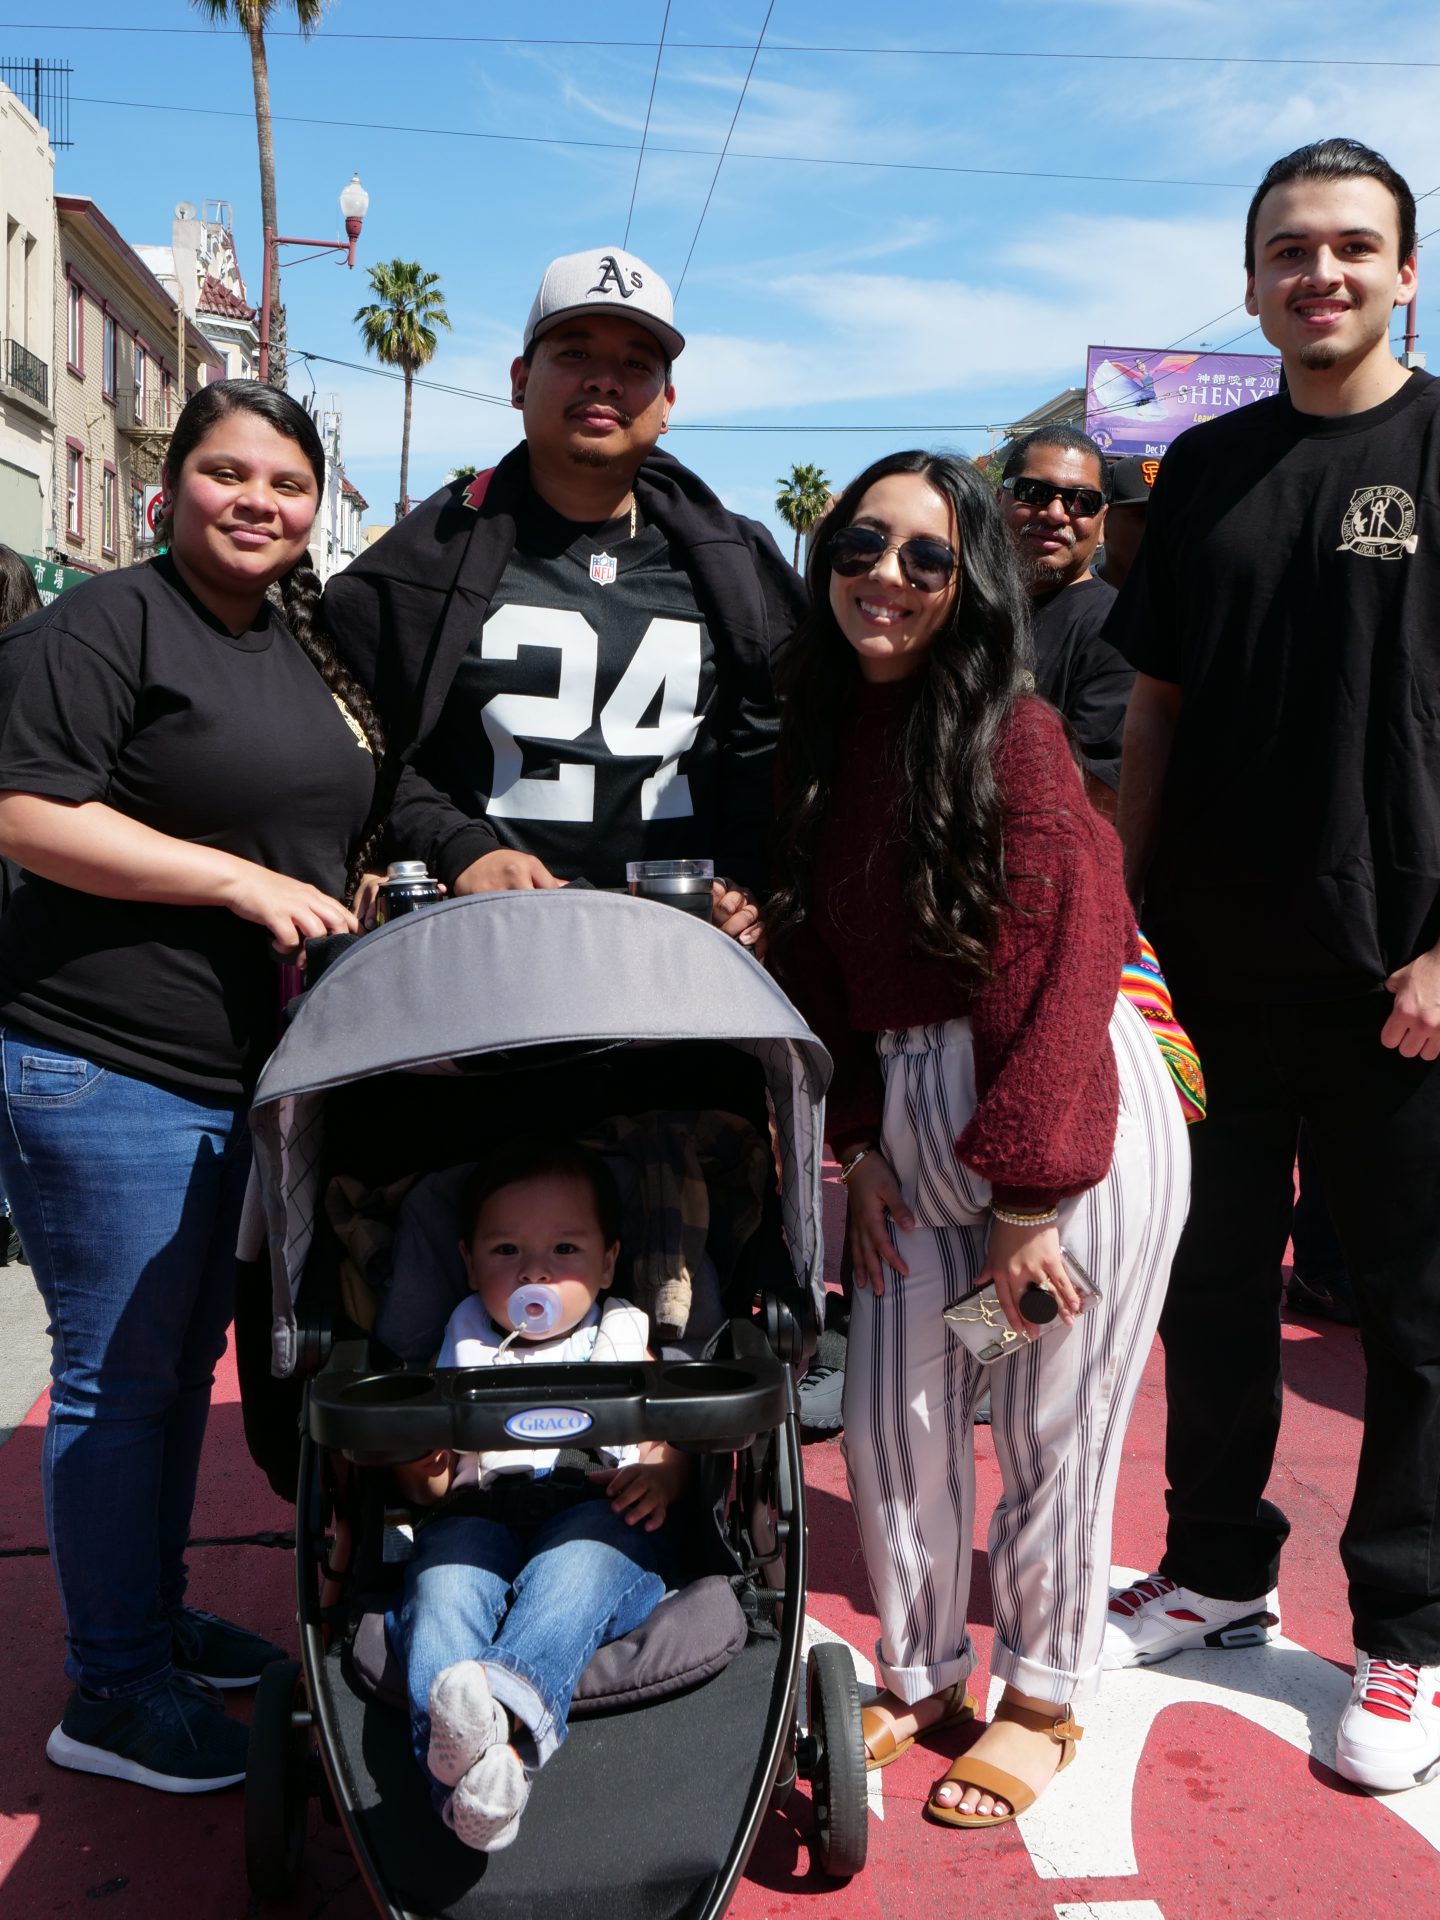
[1085,346,1282,457]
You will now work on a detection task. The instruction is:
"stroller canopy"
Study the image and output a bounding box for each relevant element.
[249,891,833,1375]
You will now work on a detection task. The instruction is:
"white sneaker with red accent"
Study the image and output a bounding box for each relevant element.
[1334,1651,1440,1792]
[1100,1574,1281,1669]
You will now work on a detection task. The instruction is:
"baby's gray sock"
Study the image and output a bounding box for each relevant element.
[427,1661,508,1789]
[446,1743,531,1853]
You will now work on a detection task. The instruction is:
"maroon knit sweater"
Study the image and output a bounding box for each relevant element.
[775,684,1137,1211]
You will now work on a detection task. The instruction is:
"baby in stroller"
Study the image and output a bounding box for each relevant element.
[386,1137,689,1853]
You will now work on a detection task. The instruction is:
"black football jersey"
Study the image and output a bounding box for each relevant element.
[417,495,718,885]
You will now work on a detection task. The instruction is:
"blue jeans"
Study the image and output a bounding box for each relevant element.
[388,1496,665,1793]
[0,1027,250,1697]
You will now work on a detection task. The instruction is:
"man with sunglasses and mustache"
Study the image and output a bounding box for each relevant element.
[326,246,803,942]
[998,427,1135,813]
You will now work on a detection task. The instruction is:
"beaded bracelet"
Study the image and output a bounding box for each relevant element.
[990,1203,1060,1228]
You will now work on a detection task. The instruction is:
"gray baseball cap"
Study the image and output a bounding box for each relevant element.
[522,246,685,361]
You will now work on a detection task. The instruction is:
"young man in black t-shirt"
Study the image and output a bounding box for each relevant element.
[998,426,1135,808]
[1103,139,1440,1795]
[326,246,804,940]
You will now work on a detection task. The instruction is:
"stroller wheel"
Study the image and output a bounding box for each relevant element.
[245,1658,312,1900]
[804,1643,869,1880]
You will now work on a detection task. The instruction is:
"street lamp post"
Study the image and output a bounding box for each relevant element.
[257,173,370,386]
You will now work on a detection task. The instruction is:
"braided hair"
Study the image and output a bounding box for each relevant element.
[159,380,386,903]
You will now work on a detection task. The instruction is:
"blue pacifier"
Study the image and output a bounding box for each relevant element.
[508,1284,564,1336]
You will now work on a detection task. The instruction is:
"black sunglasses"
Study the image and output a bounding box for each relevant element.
[1001,474,1107,518]
[828,524,959,593]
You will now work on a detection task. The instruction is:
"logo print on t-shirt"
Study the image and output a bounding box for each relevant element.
[589,551,618,586]
[1338,485,1419,560]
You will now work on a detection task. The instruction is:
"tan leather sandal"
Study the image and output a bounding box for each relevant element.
[862,1679,979,1772]
[923,1698,1082,1828]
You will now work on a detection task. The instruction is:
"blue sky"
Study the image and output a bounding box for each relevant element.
[28,0,1440,541]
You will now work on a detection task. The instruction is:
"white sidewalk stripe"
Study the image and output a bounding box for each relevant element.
[991,1569,1440,1884]
[1054,1904,1167,1920]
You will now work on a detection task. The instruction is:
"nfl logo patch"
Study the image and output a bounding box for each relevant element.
[589,551,618,586]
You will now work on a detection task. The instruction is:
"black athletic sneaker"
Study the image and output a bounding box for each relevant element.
[798,1326,849,1436]
[46,1674,247,1792]
[170,1606,287,1689]
[1286,1267,1359,1327]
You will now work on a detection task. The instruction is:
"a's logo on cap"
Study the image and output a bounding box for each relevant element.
[588,254,642,300]
[1141,459,1160,487]
[504,1407,594,1442]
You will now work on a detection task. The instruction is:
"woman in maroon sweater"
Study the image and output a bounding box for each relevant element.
[770,451,1189,1830]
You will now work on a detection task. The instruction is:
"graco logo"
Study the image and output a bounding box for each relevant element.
[504,1406,594,1442]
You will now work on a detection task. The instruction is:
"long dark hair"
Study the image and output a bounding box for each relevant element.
[0,544,41,630]
[161,380,385,900]
[769,450,1032,984]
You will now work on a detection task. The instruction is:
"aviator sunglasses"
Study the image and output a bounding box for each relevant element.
[827,524,959,593]
[1001,474,1107,518]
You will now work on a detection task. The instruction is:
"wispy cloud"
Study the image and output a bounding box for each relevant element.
[668,210,1246,419]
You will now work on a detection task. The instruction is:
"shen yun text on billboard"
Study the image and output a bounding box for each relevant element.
[1086,346,1282,457]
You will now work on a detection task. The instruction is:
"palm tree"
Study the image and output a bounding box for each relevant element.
[354,261,452,520]
[775,463,832,569]
[189,0,331,387]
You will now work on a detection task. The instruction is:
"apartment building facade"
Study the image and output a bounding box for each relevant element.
[137,199,260,383]
[309,401,368,580]
[0,83,56,559]
[55,194,220,574]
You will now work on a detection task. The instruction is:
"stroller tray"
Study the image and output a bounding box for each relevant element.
[308,1334,791,1462]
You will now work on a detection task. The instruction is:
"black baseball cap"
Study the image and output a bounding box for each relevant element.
[1108,454,1161,507]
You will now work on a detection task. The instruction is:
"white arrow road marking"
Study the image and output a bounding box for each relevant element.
[802,1614,885,1820]
[983,1568,1440,1882]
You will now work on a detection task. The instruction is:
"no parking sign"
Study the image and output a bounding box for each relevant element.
[140,485,165,550]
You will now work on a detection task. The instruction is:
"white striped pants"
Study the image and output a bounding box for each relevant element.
[840,996,1190,1708]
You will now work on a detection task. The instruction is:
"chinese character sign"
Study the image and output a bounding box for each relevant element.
[1085,346,1282,456]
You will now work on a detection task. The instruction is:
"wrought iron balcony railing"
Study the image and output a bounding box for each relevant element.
[3,338,48,408]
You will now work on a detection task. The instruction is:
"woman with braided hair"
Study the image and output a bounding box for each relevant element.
[0,379,379,1794]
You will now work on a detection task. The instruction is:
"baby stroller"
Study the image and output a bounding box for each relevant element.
[240,889,868,1918]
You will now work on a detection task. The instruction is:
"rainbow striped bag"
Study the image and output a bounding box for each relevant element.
[1122,931,1206,1124]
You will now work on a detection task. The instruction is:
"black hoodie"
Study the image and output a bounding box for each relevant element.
[325,444,806,893]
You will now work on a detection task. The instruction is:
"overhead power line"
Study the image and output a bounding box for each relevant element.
[674,0,775,298]
[623,0,671,250]
[21,22,1440,68]
[293,348,1004,430]
[68,93,1251,192]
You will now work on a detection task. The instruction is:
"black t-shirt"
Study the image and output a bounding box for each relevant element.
[1028,575,1132,791]
[416,491,719,886]
[1104,369,1440,1003]
[0,556,376,1095]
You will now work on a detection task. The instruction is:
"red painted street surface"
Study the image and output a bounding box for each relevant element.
[2,1166,1435,1920]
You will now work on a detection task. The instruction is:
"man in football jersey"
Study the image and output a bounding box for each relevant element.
[326,247,804,940]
